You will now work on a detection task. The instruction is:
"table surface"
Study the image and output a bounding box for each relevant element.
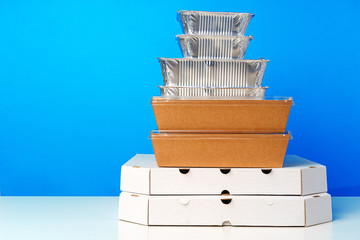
[0,196,359,240]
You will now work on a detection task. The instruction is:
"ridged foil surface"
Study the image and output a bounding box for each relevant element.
[177,35,253,59]
[159,58,268,88]
[177,10,254,36]
[159,86,268,97]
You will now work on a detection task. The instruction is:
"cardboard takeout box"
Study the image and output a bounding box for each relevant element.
[121,154,327,196]
[151,131,291,168]
[151,97,292,133]
[118,192,332,226]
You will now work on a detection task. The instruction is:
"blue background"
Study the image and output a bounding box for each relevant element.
[0,0,359,196]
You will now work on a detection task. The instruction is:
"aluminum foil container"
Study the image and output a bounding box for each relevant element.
[177,10,254,36]
[159,86,268,97]
[159,58,269,88]
[177,35,253,59]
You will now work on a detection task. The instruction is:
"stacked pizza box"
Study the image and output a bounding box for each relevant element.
[118,10,332,227]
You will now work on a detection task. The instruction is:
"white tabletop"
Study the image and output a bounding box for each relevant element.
[0,197,359,240]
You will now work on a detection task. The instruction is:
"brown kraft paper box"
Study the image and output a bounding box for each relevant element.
[151,97,292,133]
[151,131,291,168]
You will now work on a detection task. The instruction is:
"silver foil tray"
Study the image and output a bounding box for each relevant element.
[177,10,254,36]
[159,86,268,97]
[159,58,269,88]
[177,35,253,59]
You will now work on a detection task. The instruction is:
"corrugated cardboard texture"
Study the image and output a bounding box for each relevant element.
[151,132,290,168]
[152,97,292,133]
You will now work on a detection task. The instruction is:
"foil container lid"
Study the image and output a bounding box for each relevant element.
[176,34,254,59]
[177,10,255,36]
[158,58,269,88]
[159,86,268,98]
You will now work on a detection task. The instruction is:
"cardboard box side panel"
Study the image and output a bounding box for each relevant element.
[152,136,289,168]
[305,194,332,226]
[150,168,302,195]
[118,193,149,225]
[152,100,291,133]
[120,165,150,195]
[236,197,305,226]
[118,217,333,240]
[118,219,337,240]
[241,169,301,195]
[148,195,306,226]
[151,168,225,195]
[148,196,223,226]
[301,166,328,195]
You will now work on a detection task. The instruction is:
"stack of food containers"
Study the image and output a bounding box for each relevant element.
[118,10,332,227]
[152,10,291,168]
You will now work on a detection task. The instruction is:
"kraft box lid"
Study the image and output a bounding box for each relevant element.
[120,154,327,196]
[118,192,332,226]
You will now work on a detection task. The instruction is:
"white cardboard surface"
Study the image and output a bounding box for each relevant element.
[118,219,333,240]
[118,192,332,226]
[118,192,149,225]
[120,154,327,196]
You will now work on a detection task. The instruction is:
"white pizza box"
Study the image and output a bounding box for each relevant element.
[118,192,332,227]
[118,219,333,240]
[120,154,327,196]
